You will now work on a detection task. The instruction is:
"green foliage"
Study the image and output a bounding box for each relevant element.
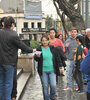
[46,15,54,30]
[30,40,40,49]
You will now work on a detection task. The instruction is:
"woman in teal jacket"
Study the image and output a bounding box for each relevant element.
[81,49,90,100]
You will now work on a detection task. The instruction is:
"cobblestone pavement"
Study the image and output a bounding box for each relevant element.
[21,71,87,100]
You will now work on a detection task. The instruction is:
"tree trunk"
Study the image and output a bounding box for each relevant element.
[53,1,68,38]
[71,16,85,30]
[53,0,85,31]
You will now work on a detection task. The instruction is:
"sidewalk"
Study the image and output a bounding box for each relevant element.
[21,72,87,100]
[20,73,43,100]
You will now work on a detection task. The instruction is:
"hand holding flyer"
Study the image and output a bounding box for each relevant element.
[34,51,42,55]
[34,51,42,57]
[28,51,42,56]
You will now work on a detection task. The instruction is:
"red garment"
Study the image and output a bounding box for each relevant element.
[83,47,88,56]
[50,38,65,52]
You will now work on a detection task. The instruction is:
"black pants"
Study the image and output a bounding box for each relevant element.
[73,68,83,91]
[11,66,17,98]
[87,92,90,100]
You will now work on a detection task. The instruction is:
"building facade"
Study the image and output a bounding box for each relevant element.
[0,0,46,41]
[0,13,46,34]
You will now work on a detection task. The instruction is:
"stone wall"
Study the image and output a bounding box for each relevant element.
[17,55,35,75]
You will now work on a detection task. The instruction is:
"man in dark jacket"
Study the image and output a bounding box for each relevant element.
[0,16,36,100]
[0,17,17,100]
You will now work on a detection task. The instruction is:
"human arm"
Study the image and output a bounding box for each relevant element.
[13,35,33,53]
[77,46,83,61]
[78,55,81,60]
[64,39,70,54]
[54,47,64,74]
[59,39,65,52]
[34,46,42,61]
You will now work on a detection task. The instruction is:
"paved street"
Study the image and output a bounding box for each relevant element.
[21,71,87,100]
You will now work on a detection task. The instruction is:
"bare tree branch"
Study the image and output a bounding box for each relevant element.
[53,1,68,38]
[53,0,85,30]
[69,0,80,5]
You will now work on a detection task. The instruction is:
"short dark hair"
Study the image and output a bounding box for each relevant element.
[46,31,49,33]
[70,27,78,33]
[0,17,6,28]
[41,35,49,41]
[81,29,85,31]
[49,27,58,38]
[4,16,15,29]
[76,36,85,46]
[49,27,57,33]
[1,17,6,23]
[41,35,49,46]
[58,34,62,37]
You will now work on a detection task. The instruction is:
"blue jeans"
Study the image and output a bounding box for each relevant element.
[83,73,88,82]
[67,60,75,87]
[40,71,56,100]
[0,65,14,100]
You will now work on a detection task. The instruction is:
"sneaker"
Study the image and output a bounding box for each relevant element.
[51,96,57,100]
[63,86,71,90]
[60,73,65,76]
[84,81,87,85]
[75,86,79,91]
[75,90,84,94]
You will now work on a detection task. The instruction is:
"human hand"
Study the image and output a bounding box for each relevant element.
[82,53,85,59]
[36,54,41,57]
[72,48,76,53]
[59,68,64,74]
[65,43,69,48]
[33,49,36,52]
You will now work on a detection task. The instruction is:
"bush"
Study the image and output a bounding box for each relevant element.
[30,40,40,49]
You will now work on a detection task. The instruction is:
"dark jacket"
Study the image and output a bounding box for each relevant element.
[85,35,90,50]
[55,46,67,67]
[0,28,33,65]
[34,46,62,76]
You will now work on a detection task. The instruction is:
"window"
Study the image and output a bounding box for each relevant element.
[24,22,28,28]
[38,22,41,28]
[31,22,34,28]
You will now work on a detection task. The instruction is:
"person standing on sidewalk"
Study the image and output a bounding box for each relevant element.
[0,16,36,100]
[80,29,88,85]
[64,27,78,90]
[34,35,62,100]
[81,49,90,100]
[49,28,65,52]
[85,28,90,50]
[49,28,66,80]
[73,36,84,93]
[0,16,18,100]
